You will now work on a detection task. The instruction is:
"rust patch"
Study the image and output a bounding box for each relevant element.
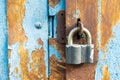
[49,0,60,8]
[37,38,43,45]
[30,48,47,80]
[7,0,47,80]
[49,38,66,80]
[102,65,110,80]
[8,49,11,59]
[66,0,98,79]
[7,0,27,45]
[100,0,120,50]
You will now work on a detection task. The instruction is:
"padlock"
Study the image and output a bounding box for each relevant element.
[66,27,94,64]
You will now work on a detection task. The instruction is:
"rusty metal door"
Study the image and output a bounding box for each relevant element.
[0,0,120,80]
[66,0,120,80]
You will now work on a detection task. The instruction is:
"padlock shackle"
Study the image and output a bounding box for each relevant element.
[68,27,92,45]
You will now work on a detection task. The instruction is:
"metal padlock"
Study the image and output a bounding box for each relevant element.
[66,27,94,64]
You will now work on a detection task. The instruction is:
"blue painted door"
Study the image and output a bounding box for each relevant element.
[0,0,120,80]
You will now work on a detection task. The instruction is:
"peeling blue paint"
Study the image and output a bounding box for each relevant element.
[95,22,120,80]
[9,43,21,80]
[23,0,49,77]
[97,0,101,44]
[49,46,61,60]
[0,0,8,80]
[49,0,65,16]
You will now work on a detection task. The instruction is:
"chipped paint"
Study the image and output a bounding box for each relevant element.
[96,22,120,80]
[49,39,65,80]
[49,0,60,8]
[96,0,120,80]
[102,65,110,80]
[49,46,61,60]
[9,43,21,80]
[49,0,65,16]
[8,0,48,80]
[100,0,120,50]
[0,0,8,79]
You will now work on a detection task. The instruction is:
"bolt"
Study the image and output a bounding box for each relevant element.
[35,22,41,29]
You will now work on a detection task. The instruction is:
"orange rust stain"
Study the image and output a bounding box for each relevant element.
[100,0,120,50]
[37,38,43,45]
[8,49,11,59]
[49,0,60,8]
[102,65,110,80]
[7,0,27,45]
[18,43,29,80]
[7,0,47,80]
[49,39,66,80]
[30,48,47,80]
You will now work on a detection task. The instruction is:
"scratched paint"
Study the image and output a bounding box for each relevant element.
[49,0,60,8]
[0,0,8,80]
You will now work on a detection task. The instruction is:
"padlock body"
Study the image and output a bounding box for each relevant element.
[66,44,94,64]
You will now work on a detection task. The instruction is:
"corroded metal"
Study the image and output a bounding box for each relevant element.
[56,11,66,44]
[95,0,120,80]
[49,0,60,8]
[66,0,98,80]
[7,0,48,80]
[49,38,66,80]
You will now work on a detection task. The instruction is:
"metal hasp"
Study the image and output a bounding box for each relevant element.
[66,26,94,64]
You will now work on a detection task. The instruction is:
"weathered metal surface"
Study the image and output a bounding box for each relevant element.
[48,0,66,79]
[49,0,65,16]
[66,0,98,80]
[0,0,119,80]
[95,0,120,80]
[0,0,8,80]
[7,0,48,80]
[49,0,60,8]
[48,10,66,80]
[56,11,66,43]
[49,39,66,80]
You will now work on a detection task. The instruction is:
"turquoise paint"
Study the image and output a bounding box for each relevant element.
[95,22,120,80]
[9,43,21,80]
[49,0,65,16]
[49,46,62,60]
[49,45,62,75]
[23,0,49,77]
[0,0,8,80]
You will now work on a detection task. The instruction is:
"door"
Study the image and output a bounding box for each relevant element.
[0,0,120,80]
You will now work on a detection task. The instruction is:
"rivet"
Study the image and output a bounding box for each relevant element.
[35,22,41,29]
